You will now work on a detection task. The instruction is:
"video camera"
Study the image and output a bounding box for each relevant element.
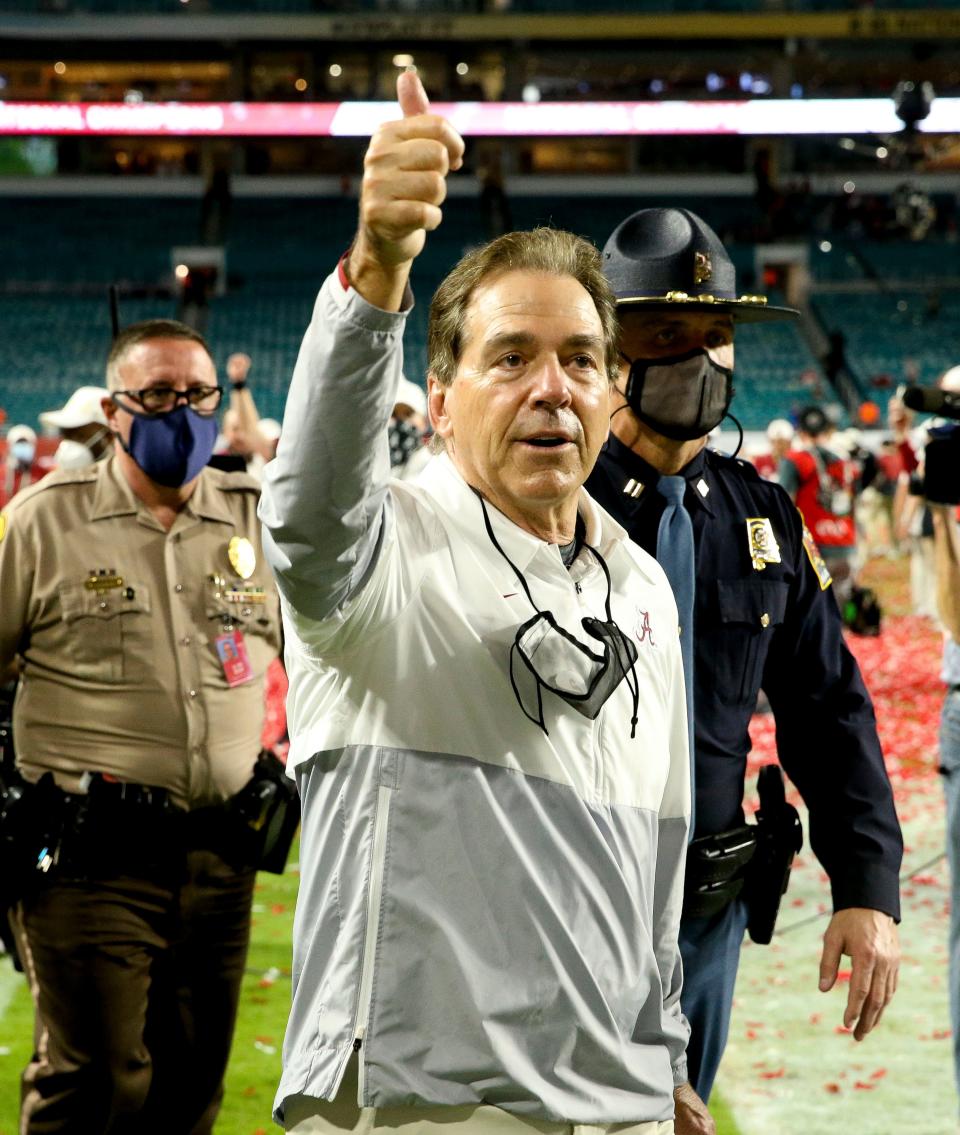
[901,384,960,506]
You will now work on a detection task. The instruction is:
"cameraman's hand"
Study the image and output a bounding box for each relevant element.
[347,70,464,312]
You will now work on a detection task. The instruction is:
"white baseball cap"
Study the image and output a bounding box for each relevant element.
[394,376,427,418]
[39,386,110,430]
[941,365,960,393]
[766,418,794,442]
[7,424,37,445]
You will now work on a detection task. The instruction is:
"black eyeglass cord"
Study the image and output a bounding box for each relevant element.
[477,490,640,739]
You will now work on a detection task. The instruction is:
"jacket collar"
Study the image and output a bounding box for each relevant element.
[603,435,716,518]
[90,456,234,527]
[419,453,636,576]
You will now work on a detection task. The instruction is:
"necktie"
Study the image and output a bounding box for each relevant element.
[655,475,696,834]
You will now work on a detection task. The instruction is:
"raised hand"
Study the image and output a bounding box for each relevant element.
[348,70,465,311]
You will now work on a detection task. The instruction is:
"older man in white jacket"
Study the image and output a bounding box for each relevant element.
[260,72,700,1135]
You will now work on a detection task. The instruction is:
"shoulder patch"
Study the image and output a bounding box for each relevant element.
[801,521,832,590]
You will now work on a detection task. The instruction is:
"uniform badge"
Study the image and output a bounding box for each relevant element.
[694,251,713,285]
[746,517,781,572]
[228,536,256,580]
[801,522,832,590]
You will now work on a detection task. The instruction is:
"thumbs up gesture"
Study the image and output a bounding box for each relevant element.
[348,70,465,310]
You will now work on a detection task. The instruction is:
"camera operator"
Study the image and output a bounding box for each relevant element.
[923,365,960,1120]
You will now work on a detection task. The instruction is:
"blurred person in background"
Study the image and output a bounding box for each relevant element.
[586,207,902,1132]
[213,351,277,480]
[258,417,283,461]
[750,417,793,482]
[0,318,282,1134]
[779,405,860,610]
[39,385,112,471]
[922,365,960,1121]
[1,425,47,508]
[860,437,905,559]
[892,390,939,621]
[389,374,431,480]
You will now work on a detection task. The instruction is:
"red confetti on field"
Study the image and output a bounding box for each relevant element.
[746,566,945,824]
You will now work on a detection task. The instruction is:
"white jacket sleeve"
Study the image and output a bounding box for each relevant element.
[258,270,409,624]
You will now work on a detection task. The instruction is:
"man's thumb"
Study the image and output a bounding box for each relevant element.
[397,69,430,118]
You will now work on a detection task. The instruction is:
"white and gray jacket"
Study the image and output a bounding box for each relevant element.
[260,270,691,1126]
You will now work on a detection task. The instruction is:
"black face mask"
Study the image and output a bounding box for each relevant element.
[478,496,639,738]
[622,347,734,442]
[388,418,423,468]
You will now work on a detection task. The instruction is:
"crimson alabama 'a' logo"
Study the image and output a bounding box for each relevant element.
[635,609,656,646]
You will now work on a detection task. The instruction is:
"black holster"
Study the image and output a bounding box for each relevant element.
[217,749,300,874]
[743,764,803,944]
[683,764,803,944]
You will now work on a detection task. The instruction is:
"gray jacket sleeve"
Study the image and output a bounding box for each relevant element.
[258,271,409,622]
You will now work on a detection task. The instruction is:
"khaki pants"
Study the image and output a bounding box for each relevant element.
[285,1056,674,1135]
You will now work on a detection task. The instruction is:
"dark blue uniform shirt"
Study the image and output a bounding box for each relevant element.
[588,436,902,921]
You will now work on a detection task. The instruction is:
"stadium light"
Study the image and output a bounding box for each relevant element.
[0,97,958,137]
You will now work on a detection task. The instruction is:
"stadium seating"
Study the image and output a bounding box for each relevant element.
[811,290,960,390]
[0,193,954,435]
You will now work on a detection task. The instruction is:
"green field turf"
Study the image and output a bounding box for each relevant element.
[0,847,744,1134]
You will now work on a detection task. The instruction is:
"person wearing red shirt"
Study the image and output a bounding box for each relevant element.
[779,406,859,608]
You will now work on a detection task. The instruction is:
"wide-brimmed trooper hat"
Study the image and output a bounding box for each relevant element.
[602,207,799,324]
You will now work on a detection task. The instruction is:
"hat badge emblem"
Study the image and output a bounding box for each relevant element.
[693,252,713,285]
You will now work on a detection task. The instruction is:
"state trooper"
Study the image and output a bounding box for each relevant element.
[585,207,903,1134]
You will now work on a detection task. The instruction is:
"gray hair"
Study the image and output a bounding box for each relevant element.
[426,228,619,451]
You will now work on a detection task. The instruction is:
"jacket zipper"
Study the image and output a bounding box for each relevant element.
[572,565,603,799]
[353,782,393,1103]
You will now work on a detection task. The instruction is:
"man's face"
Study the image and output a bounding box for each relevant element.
[618,309,735,371]
[429,269,610,523]
[222,409,251,457]
[887,398,910,431]
[106,338,218,449]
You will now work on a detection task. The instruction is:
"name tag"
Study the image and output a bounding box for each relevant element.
[214,630,254,687]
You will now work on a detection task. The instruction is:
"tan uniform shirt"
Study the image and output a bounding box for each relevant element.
[0,457,281,809]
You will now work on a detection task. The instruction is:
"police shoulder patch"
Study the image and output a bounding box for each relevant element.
[800,520,832,590]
